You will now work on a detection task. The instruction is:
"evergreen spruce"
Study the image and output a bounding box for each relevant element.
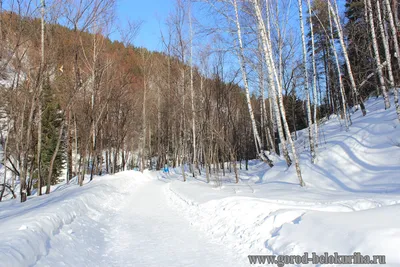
[41,79,65,186]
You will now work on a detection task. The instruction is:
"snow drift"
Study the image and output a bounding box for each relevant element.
[0,172,145,267]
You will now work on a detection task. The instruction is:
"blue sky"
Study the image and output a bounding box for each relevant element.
[113,0,174,51]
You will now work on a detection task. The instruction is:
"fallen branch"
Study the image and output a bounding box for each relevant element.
[0,183,17,201]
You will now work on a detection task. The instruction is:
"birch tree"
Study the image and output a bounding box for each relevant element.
[383,0,400,120]
[298,0,316,163]
[328,8,349,130]
[328,0,367,116]
[365,0,390,109]
[376,0,395,101]
[0,120,11,201]
[233,0,274,167]
[265,1,294,167]
[37,0,46,196]
[139,50,152,172]
[252,0,305,186]
[307,0,319,147]
[189,4,197,176]
[257,41,275,153]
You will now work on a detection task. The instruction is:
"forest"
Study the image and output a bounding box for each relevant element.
[0,0,399,202]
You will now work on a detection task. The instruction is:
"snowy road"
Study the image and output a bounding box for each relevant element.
[103,178,242,267]
[32,174,243,267]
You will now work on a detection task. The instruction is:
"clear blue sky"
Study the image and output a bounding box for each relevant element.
[113,0,174,51]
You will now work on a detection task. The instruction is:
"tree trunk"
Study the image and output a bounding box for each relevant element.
[365,0,391,109]
[377,0,395,93]
[66,109,73,183]
[328,0,366,115]
[384,0,400,120]
[141,70,147,173]
[233,0,273,167]
[46,122,64,194]
[307,0,319,147]
[252,0,305,186]
[37,0,45,196]
[0,121,10,202]
[328,8,349,130]
[74,114,79,177]
[258,41,275,153]
[20,89,38,202]
[298,0,316,163]
[189,6,197,177]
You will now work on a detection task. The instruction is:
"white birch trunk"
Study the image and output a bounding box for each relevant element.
[37,0,45,196]
[376,0,395,90]
[365,0,391,109]
[307,0,319,147]
[233,0,273,167]
[252,0,305,186]
[328,9,349,130]
[383,0,400,120]
[189,6,197,174]
[141,80,146,173]
[258,41,275,153]
[298,0,316,163]
[267,41,291,164]
[328,0,367,115]
[0,120,10,201]
[92,21,97,161]
[262,0,291,165]
[272,8,289,161]
[141,54,147,173]
[74,115,79,177]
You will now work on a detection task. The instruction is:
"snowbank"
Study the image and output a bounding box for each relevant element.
[0,171,145,267]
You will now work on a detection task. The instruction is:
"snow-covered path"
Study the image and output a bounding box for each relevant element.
[31,173,242,267]
[103,178,241,267]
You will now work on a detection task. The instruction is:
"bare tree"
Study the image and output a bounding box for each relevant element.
[307,0,319,146]
[298,0,316,163]
[252,0,305,186]
[37,0,46,196]
[328,7,349,130]
[365,0,390,109]
[233,0,273,167]
[383,0,400,120]
[376,0,395,103]
[189,4,197,176]
[327,0,366,116]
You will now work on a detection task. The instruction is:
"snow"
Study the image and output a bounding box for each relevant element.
[0,175,120,266]
[0,172,242,267]
[0,96,400,266]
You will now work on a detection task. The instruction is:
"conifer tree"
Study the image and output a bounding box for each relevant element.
[41,80,65,186]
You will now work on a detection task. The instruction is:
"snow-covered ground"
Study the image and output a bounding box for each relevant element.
[1,96,400,266]
[0,173,243,267]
